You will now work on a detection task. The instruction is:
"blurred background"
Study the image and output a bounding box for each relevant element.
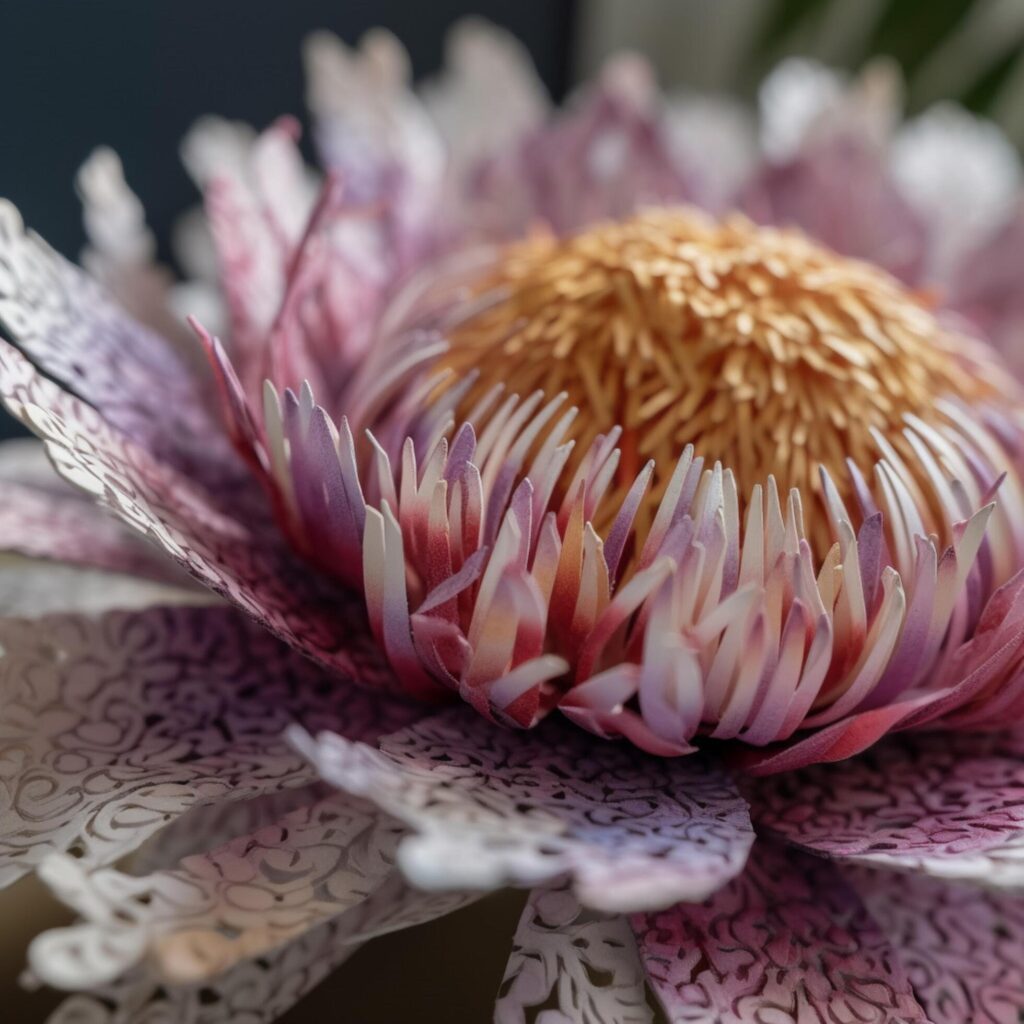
[2,0,1024,1019]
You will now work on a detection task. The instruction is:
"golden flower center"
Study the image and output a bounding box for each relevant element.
[438,207,990,544]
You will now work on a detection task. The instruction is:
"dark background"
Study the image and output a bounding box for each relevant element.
[0,1,576,262]
[0,1,576,441]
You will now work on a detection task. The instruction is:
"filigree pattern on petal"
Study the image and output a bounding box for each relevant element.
[632,842,928,1023]
[845,866,1024,1024]
[0,339,392,680]
[292,707,754,914]
[45,878,471,1024]
[30,790,405,988]
[745,729,1024,872]
[0,199,247,498]
[0,604,417,886]
[0,477,190,584]
[495,883,655,1024]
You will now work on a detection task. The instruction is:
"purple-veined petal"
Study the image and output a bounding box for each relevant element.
[291,707,753,914]
[632,841,929,1023]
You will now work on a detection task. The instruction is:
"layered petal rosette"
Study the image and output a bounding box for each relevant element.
[4,19,1024,1024]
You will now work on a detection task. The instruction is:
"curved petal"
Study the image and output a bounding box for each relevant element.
[0,340,390,679]
[0,475,190,585]
[30,787,474,991]
[291,707,754,914]
[632,841,928,1023]
[45,875,469,1024]
[745,729,1024,871]
[0,604,417,887]
[846,865,1024,1024]
[0,201,248,500]
[495,883,655,1024]
[740,137,928,284]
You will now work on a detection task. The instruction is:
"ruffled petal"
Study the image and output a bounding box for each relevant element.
[291,707,754,914]
[632,841,928,1023]
[845,866,1024,1024]
[495,883,655,1024]
[745,729,1024,877]
[0,604,417,887]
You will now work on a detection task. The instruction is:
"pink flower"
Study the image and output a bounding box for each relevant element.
[2,20,1024,1023]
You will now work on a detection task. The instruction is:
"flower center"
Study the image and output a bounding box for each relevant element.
[437,207,993,547]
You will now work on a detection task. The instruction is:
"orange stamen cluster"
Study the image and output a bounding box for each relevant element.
[437,207,997,549]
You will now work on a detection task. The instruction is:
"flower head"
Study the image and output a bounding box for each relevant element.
[3,20,1024,1024]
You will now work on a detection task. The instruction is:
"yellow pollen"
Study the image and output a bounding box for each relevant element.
[437,207,997,552]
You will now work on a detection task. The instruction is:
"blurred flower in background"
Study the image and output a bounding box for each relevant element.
[3,3,1024,1023]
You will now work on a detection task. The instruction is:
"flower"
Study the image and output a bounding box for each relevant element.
[2,18,1024,1023]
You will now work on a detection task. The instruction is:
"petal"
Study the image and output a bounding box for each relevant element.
[745,729,1024,873]
[420,18,549,171]
[0,340,389,679]
[891,103,1021,281]
[740,137,928,284]
[30,786,473,991]
[45,875,469,1024]
[846,866,1024,1024]
[495,883,655,1024]
[633,841,928,1023]
[292,707,753,914]
[0,604,417,887]
[0,473,189,586]
[0,200,247,499]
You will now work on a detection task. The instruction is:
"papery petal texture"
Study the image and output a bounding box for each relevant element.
[845,866,1024,1024]
[292,707,754,914]
[746,729,1024,875]
[632,842,928,1023]
[496,883,655,1024]
[0,604,417,886]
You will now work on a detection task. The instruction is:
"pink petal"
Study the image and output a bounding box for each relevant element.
[633,841,928,1023]
[745,729,1024,864]
[0,340,390,681]
[846,866,1024,1024]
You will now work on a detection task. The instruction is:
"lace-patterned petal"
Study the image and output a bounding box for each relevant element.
[0,200,247,499]
[0,339,391,679]
[45,879,470,1024]
[845,866,1024,1024]
[495,883,655,1024]
[0,476,190,585]
[30,789,439,989]
[745,730,1024,873]
[292,707,753,914]
[0,604,417,887]
[632,842,928,1023]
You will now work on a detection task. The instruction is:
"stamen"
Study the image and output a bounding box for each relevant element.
[436,206,1004,552]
